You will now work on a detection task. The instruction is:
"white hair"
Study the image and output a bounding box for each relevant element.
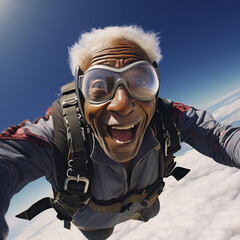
[68,25,162,76]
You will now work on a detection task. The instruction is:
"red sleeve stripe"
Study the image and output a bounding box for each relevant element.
[171,102,192,123]
[0,111,53,149]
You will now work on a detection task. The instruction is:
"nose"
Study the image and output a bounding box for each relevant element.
[107,85,135,116]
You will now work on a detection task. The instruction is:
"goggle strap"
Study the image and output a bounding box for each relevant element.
[74,65,85,121]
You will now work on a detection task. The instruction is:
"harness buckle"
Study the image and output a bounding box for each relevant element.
[62,96,78,108]
[64,175,89,193]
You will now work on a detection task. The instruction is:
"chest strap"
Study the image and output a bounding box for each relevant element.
[16,177,164,227]
[88,178,164,213]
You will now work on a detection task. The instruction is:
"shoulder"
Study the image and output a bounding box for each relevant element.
[158,98,193,124]
[0,107,54,148]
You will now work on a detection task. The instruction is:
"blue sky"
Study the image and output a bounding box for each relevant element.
[0,0,240,221]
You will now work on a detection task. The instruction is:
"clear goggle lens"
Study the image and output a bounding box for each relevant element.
[79,61,159,104]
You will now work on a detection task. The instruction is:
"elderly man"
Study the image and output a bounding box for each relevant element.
[0,26,239,240]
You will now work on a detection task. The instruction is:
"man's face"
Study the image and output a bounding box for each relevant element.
[82,39,157,162]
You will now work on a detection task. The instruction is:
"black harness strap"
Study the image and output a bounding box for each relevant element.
[52,99,68,190]
[61,92,90,194]
[51,85,91,229]
[153,98,190,180]
[16,198,53,221]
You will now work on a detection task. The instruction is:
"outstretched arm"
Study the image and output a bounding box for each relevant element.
[0,109,55,239]
[171,102,240,168]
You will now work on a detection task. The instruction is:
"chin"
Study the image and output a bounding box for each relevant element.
[99,134,143,162]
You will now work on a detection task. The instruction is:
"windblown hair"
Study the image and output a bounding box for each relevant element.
[68,25,162,75]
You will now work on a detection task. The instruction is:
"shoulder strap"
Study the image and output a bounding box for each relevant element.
[152,98,190,181]
[155,98,181,155]
[52,81,90,191]
[54,81,91,195]
[52,98,68,190]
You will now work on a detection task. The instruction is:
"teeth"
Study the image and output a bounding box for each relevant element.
[113,139,132,144]
[111,125,134,130]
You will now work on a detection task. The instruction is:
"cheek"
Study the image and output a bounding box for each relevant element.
[137,99,156,122]
[84,101,105,127]
[84,101,91,125]
[84,101,98,127]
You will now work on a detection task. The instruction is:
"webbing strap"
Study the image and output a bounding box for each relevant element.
[15,178,163,224]
[88,193,159,213]
[87,179,164,213]
[156,98,181,156]
[87,191,147,213]
[52,99,68,190]
[62,93,85,153]
[16,198,53,221]
[60,92,90,195]
[153,98,190,180]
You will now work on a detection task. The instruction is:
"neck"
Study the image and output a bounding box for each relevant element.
[122,160,132,174]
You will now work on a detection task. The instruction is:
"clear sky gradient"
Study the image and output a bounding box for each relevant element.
[0,0,240,220]
[0,0,240,130]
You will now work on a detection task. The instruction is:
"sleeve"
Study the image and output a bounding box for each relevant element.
[0,108,56,238]
[171,102,240,168]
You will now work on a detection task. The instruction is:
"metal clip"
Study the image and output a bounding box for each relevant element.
[68,159,73,168]
[64,175,89,193]
[66,126,71,141]
[164,130,171,156]
[80,127,86,141]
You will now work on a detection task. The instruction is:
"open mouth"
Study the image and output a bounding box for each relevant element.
[107,124,138,144]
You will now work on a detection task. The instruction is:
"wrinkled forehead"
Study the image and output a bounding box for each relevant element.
[81,39,151,72]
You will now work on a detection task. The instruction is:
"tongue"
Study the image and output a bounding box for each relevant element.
[109,128,132,142]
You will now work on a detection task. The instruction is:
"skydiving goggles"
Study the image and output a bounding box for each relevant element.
[75,61,160,104]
